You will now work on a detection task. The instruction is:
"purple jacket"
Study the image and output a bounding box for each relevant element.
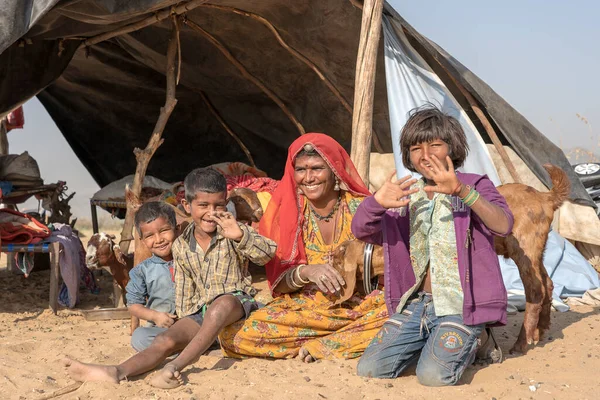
[352,172,514,326]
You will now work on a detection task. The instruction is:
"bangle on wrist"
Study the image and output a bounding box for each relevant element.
[295,264,310,284]
[286,269,302,289]
[460,185,481,207]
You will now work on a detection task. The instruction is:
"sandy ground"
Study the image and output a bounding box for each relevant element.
[0,230,599,399]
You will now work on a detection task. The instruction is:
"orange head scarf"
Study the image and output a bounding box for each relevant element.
[259,133,371,290]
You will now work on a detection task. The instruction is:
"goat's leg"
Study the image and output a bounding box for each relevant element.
[534,271,554,343]
[511,261,544,354]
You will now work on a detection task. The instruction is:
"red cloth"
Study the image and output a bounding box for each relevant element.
[259,133,371,288]
[0,208,50,245]
[226,175,279,194]
[6,106,24,131]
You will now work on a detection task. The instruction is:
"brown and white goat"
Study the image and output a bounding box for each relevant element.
[86,233,134,302]
[332,164,569,355]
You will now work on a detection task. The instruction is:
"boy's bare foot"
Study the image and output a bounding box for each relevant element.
[148,364,184,389]
[62,357,120,384]
[297,347,316,363]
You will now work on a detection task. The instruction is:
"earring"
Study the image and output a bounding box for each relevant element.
[334,179,340,191]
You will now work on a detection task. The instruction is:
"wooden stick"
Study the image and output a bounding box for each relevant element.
[119,16,180,253]
[350,0,384,185]
[48,242,61,314]
[183,17,306,136]
[0,119,8,155]
[37,382,82,400]
[78,0,210,50]
[401,26,521,183]
[198,91,256,167]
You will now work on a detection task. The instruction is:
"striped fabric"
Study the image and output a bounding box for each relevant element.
[172,222,276,317]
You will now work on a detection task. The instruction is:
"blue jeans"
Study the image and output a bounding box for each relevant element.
[131,326,168,352]
[357,292,484,386]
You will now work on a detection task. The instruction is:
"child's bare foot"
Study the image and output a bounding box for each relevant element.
[62,357,120,384]
[297,347,316,363]
[148,364,183,389]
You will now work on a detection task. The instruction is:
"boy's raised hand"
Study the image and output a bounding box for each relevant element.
[373,170,418,209]
[211,211,244,241]
[423,155,461,195]
[154,312,177,328]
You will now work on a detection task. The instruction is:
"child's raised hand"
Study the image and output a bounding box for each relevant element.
[373,170,418,209]
[211,211,244,241]
[154,312,177,328]
[423,155,461,195]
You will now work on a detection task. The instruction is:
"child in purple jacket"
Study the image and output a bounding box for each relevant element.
[352,106,513,386]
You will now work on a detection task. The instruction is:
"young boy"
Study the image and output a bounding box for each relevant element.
[63,168,277,388]
[126,202,178,352]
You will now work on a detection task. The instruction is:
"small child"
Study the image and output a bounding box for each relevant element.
[126,201,177,352]
[62,168,277,388]
[352,106,514,386]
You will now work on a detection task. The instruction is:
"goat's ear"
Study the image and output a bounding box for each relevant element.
[114,246,126,265]
[108,234,116,240]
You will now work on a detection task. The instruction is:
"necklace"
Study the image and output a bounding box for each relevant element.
[309,195,341,222]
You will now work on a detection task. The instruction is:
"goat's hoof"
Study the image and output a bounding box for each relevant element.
[509,342,528,355]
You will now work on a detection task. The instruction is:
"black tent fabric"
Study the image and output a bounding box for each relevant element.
[0,0,594,208]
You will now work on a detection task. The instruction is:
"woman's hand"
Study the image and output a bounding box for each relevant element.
[423,155,462,195]
[373,171,418,209]
[299,264,346,294]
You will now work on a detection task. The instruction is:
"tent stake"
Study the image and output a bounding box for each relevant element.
[198,91,257,167]
[351,0,384,185]
[119,15,180,253]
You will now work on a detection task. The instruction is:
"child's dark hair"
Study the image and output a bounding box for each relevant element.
[184,167,227,202]
[400,105,469,172]
[134,201,177,236]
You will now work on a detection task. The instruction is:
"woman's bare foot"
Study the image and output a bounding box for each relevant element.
[148,364,184,389]
[297,347,316,363]
[62,357,120,384]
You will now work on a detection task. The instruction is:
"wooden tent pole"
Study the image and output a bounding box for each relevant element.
[0,118,8,155]
[350,0,384,185]
[119,16,180,252]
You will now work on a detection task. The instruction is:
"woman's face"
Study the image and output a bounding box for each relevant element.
[294,154,336,202]
[409,139,450,181]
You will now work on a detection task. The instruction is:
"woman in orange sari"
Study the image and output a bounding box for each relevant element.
[219,133,388,361]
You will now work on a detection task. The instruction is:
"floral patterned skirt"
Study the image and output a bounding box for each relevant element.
[218,288,388,360]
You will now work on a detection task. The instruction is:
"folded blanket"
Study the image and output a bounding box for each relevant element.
[0,208,50,244]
